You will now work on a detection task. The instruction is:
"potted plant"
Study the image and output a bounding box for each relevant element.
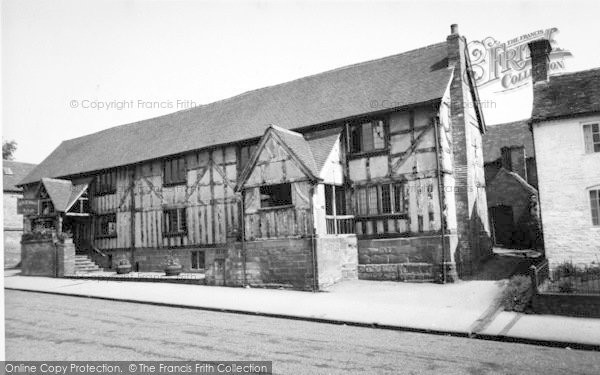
[116,257,132,274]
[164,252,182,276]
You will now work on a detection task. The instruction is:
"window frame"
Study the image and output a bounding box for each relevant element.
[95,213,117,238]
[163,208,188,237]
[259,183,293,209]
[94,170,117,196]
[163,157,187,187]
[589,188,600,227]
[354,182,407,218]
[190,250,206,271]
[348,118,388,156]
[582,122,600,154]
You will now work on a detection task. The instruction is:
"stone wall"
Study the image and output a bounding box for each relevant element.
[532,115,600,268]
[532,293,600,318]
[315,235,358,289]
[4,192,24,268]
[357,234,458,282]
[21,238,75,277]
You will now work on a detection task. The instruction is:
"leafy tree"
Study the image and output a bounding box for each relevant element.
[3,140,17,160]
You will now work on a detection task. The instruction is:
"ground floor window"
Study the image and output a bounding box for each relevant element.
[325,185,353,234]
[191,250,205,270]
[590,189,600,226]
[163,208,187,236]
[95,214,117,238]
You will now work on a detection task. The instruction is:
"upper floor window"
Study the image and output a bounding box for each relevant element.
[260,183,292,208]
[350,119,386,154]
[590,189,600,226]
[163,157,187,186]
[583,123,600,153]
[95,171,117,196]
[354,182,406,217]
[163,208,187,236]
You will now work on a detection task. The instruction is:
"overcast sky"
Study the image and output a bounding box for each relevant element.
[3,0,600,164]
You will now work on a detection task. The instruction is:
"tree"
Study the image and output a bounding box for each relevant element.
[3,140,17,160]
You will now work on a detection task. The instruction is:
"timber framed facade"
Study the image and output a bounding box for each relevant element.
[18,24,492,290]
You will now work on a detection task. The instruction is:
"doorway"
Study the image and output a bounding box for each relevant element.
[490,205,515,247]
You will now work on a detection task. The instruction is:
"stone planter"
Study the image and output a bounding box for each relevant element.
[165,264,182,276]
[116,265,132,274]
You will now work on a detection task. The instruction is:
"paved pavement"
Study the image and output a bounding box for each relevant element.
[5,270,600,348]
[5,290,600,375]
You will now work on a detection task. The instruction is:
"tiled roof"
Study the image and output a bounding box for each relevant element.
[20,42,452,185]
[2,160,37,192]
[40,178,90,212]
[41,178,73,212]
[532,68,600,122]
[271,126,319,178]
[482,119,534,163]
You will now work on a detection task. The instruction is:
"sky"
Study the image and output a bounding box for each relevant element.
[2,0,600,164]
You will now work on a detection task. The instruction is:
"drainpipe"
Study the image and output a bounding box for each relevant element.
[433,115,447,283]
[129,167,136,269]
[309,183,318,292]
[240,190,247,286]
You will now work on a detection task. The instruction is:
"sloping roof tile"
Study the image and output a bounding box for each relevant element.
[20,42,452,185]
[271,126,319,178]
[532,68,600,122]
[3,160,37,192]
[41,178,73,212]
[482,119,534,163]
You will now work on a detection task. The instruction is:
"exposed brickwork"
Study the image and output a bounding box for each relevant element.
[532,293,600,318]
[447,29,492,276]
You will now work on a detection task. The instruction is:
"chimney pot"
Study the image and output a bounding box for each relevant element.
[450,24,459,35]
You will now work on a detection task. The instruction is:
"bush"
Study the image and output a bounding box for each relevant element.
[502,275,533,312]
[555,261,579,277]
[558,279,574,293]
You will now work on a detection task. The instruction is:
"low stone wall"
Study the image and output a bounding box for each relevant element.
[243,238,315,290]
[21,238,75,277]
[532,293,600,318]
[4,229,23,268]
[357,234,458,282]
[315,235,358,289]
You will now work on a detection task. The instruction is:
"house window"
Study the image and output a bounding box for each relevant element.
[583,123,600,153]
[191,251,205,270]
[355,183,406,216]
[96,214,117,238]
[163,208,187,236]
[325,185,348,215]
[260,183,292,208]
[350,120,386,153]
[590,189,600,226]
[95,171,117,195]
[163,157,187,186]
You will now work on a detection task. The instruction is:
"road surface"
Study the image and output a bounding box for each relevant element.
[4,290,600,374]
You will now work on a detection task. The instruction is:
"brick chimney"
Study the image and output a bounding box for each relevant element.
[528,39,552,84]
[501,146,528,181]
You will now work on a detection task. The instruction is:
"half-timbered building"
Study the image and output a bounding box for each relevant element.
[18,24,491,289]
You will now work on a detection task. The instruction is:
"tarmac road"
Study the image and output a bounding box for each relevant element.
[4,290,600,374]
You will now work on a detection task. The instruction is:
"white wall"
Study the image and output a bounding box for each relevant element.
[533,114,600,267]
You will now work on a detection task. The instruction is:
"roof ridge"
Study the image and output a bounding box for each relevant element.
[550,67,600,78]
[61,41,448,144]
